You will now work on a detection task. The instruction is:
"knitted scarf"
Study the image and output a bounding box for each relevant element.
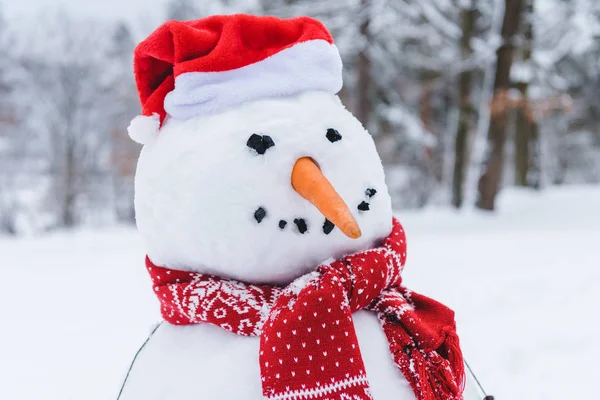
[146,218,465,400]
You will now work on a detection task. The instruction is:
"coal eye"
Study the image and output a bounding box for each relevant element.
[247,134,275,155]
[326,128,342,143]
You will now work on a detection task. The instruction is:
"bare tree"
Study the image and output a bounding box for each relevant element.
[452,0,478,208]
[355,0,372,128]
[0,6,17,234]
[107,22,140,223]
[15,13,127,227]
[476,0,525,210]
[513,0,538,188]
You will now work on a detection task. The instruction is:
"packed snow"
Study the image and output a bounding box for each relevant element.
[1,185,599,400]
[134,91,393,285]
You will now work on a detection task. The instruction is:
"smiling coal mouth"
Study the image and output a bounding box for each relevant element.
[253,187,377,236]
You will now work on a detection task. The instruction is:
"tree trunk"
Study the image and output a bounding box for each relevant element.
[0,151,17,235]
[513,83,530,186]
[476,0,525,210]
[452,3,477,208]
[61,142,76,227]
[420,72,446,185]
[420,82,432,133]
[514,0,537,188]
[355,0,372,127]
[524,0,541,189]
[553,127,569,185]
[528,121,541,188]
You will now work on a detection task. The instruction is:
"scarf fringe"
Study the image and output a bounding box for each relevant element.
[398,331,465,400]
[445,330,466,396]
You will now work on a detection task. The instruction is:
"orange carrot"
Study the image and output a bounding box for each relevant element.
[291,157,362,239]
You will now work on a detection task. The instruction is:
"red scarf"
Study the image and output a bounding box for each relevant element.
[147,218,465,400]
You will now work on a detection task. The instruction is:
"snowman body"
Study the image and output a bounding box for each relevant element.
[122,15,474,400]
[119,312,416,400]
[120,92,417,399]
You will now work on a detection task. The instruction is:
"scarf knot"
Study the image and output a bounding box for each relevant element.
[147,218,464,400]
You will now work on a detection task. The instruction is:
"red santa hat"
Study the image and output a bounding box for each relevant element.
[128,14,343,144]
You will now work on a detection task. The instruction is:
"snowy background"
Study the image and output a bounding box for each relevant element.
[1,0,600,399]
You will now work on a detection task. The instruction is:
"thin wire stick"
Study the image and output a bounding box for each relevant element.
[465,358,494,400]
[116,321,164,400]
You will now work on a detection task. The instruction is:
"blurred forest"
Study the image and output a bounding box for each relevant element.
[0,0,599,235]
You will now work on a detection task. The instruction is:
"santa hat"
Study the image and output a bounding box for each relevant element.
[128,14,343,145]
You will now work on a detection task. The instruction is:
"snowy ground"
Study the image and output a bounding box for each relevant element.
[1,185,599,400]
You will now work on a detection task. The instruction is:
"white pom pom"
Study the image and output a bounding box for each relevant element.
[127,114,161,145]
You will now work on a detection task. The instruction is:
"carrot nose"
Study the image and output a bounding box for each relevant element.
[291,157,362,239]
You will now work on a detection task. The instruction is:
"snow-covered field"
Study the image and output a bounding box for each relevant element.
[1,185,598,400]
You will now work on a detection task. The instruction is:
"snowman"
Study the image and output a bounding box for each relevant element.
[119,14,473,400]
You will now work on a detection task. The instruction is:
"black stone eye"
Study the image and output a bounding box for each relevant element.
[254,207,267,223]
[323,219,335,235]
[247,134,275,155]
[358,201,370,211]
[326,128,342,143]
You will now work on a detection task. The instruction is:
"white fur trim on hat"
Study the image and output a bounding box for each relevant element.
[128,114,160,145]
[164,40,343,120]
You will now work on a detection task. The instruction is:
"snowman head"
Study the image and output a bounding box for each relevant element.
[130,15,393,285]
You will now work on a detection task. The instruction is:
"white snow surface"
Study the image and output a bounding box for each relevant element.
[1,185,599,399]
